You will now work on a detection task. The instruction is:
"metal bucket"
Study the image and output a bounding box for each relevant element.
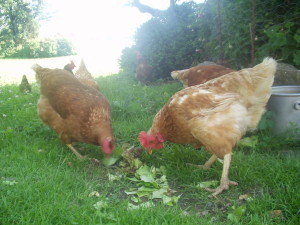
[267,86,300,135]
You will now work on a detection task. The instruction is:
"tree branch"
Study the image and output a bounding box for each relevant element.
[131,0,177,16]
[132,0,161,15]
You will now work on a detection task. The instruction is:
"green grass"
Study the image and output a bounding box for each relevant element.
[1,74,300,224]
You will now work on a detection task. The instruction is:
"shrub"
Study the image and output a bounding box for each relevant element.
[135,2,202,79]
[56,38,76,57]
[119,46,137,77]
[120,0,300,82]
[119,2,202,81]
[5,37,76,58]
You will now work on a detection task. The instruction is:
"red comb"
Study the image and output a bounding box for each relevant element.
[138,131,148,147]
[102,138,114,155]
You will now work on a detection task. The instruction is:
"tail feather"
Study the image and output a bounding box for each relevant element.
[31,63,44,83]
[171,69,187,80]
[248,57,277,91]
[75,59,91,79]
[31,63,42,72]
[79,59,87,71]
[171,71,180,80]
[252,57,277,79]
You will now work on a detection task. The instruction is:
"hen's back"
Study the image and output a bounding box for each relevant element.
[75,60,100,90]
[33,64,109,121]
[171,65,235,87]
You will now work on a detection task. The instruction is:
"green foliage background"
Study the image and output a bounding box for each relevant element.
[5,38,76,58]
[0,0,76,58]
[120,0,300,81]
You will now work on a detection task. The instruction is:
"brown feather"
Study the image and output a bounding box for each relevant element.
[75,59,100,90]
[171,65,235,87]
[149,58,277,158]
[33,64,113,151]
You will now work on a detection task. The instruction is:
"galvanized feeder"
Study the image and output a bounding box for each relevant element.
[267,86,300,135]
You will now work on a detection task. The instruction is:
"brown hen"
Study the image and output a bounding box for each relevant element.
[75,59,100,90]
[19,75,32,93]
[139,58,277,196]
[171,64,235,87]
[32,64,114,159]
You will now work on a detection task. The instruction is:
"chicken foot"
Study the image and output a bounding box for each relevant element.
[187,154,218,170]
[66,144,102,164]
[205,153,238,197]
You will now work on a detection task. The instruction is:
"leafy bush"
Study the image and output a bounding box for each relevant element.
[120,1,237,80]
[256,23,300,66]
[56,38,76,57]
[119,46,137,77]
[0,0,42,57]
[5,37,76,59]
[132,2,202,80]
[120,0,300,82]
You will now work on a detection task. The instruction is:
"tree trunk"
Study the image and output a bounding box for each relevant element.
[250,0,256,66]
[217,0,224,64]
[8,5,18,43]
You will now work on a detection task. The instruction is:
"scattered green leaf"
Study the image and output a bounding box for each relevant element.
[121,146,143,169]
[108,173,122,182]
[152,188,168,199]
[124,190,138,195]
[93,200,108,210]
[128,201,154,210]
[238,136,258,148]
[2,180,17,186]
[102,146,123,166]
[102,157,120,166]
[227,205,246,223]
[196,181,219,189]
[136,165,155,182]
[130,196,140,203]
[162,195,181,206]
[125,163,181,207]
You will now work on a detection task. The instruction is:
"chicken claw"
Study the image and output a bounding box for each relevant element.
[206,153,238,197]
[206,180,238,197]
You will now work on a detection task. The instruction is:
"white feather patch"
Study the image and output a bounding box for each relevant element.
[178,95,188,104]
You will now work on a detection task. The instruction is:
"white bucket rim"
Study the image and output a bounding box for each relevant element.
[271,86,300,96]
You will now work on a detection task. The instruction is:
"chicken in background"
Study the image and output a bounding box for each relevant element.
[63,61,76,74]
[171,64,235,88]
[32,64,114,159]
[19,75,32,93]
[135,51,155,84]
[139,58,277,196]
[75,59,100,90]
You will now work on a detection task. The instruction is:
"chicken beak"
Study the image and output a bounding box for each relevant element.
[146,148,153,155]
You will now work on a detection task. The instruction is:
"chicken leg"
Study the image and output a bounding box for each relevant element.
[66,144,86,160]
[188,154,218,170]
[205,153,238,196]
